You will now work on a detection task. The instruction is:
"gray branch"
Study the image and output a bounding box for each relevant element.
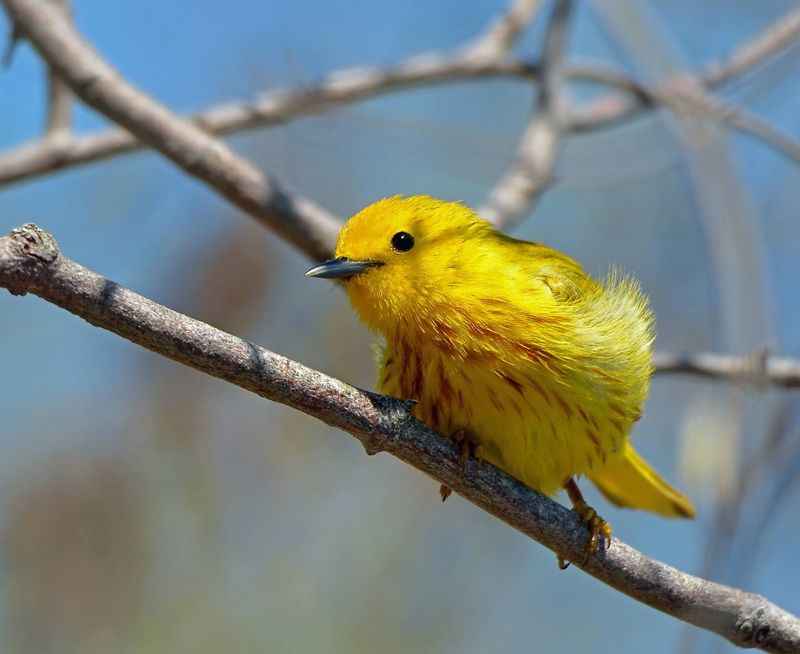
[653,350,800,389]
[568,67,800,165]
[570,5,800,133]
[0,58,538,190]
[42,0,72,141]
[0,0,546,194]
[2,223,799,653]
[701,5,800,88]
[468,0,544,59]
[2,6,800,196]
[479,0,575,228]
[2,0,340,262]
[6,59,794,191]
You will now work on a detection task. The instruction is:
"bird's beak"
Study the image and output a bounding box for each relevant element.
[305,257,382,279]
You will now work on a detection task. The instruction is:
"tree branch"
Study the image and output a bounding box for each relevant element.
[653,350,800,389]
[2,4,799,196]
[701,6,800,88]
[0,58,539,190]
[570,5,800,133]
[568,67,800,166]
[2,0,340,262]
[479,0,575,228]
[2,223,799,653]
[42,0,72,141]
[0,58,746,192]
[467,0,543,60]
[0,0,545,193]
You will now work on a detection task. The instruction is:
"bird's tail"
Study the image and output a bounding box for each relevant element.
[588,443,696,518]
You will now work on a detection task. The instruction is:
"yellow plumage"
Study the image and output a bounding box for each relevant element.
[309,195,694,522]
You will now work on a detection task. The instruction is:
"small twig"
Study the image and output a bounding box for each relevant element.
[701,5,800,88]
[653,351,800,389]
[468,0,543,59]
[479,0,575,228]
[0,0,550,194]
[570,5,800,133]
[568,68,800,165]
[43,0,71,141]
[0,58,540,189]
[44,64,71,140]
[3,0,340,262]
[1,223,799,653]
[2,55,800,191]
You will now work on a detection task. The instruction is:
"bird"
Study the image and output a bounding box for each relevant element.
[306,195,695,566]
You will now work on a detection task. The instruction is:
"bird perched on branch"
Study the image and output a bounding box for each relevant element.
[307,195,695,566]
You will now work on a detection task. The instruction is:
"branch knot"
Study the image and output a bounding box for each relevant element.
[1,223,61,296]
[736,605,773,648]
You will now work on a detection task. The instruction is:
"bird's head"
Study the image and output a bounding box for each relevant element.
[306,195,494,333]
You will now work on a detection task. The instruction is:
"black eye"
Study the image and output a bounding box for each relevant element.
[391,231,415,252]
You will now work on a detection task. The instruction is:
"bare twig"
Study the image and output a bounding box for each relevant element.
[568,68,800,165]
[0,0,544,255]
[653,351,800,389]
[701,5,800,88]
[468,0,543,59]
[1,223,799,653]
[0,0,547,193]
[571,5,800,132]
[0,58,540,189]
[43,0,71,141]
[2,0,340,261]
[479,0,575,228]
[2,48,800,191]
[44,64,71,140]
[1,57,776,192]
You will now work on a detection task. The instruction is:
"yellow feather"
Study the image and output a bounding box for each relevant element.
[590,443,696,518]
[327,195,694,516]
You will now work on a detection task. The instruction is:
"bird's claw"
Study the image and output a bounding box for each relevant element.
[440,431,482,502]
[559,479,612,570]
[572,500,612,565]
[439,484,452,501]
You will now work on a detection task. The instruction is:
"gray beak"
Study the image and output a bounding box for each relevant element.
[305,257,382,279]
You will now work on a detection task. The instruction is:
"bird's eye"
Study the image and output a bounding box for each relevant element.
[391,231,415,252]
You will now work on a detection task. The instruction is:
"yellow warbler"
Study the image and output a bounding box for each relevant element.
[307,195,695,563]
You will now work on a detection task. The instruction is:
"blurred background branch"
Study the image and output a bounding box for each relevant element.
[570,5,800,131]
[479,0,574,228]
[653,351,800,389]
[42,0,72,142]
[3,0,341,261]
[0,0,798,209]
[467,0,543,59]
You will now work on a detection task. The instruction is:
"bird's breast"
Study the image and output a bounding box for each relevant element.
[377,332,637,495]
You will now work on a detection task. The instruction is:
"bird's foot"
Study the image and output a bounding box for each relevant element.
[572,500,612,564]
[440,430,482,502]
[558,478,612,569]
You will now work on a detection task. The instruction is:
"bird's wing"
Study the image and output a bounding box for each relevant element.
[509,239,600,302]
